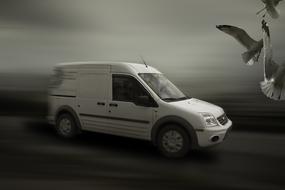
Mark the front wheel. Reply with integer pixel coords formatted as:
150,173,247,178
157,125,191,158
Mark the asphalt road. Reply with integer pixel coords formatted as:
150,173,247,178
0,116,284,190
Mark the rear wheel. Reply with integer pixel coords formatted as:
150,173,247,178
56,113,79,138
157,125,190,158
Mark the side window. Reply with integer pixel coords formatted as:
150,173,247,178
112,75,149,102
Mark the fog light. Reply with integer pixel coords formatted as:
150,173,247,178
211,136,219,142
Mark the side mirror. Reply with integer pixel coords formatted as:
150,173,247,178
135,95,153,107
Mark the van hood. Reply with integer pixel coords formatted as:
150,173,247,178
170,98,224,118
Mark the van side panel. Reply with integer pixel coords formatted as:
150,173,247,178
48,68,78,124
51,69,77,97
78,66,111,131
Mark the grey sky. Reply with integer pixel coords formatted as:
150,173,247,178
0,0,284,95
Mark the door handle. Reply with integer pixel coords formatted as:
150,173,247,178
97,102,105,106
109,103,118,107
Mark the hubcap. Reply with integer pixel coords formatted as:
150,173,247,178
59,118,72,135
162,130,184,153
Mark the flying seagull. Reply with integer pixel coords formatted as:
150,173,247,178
260,20,285,100
257,0,283,19
216,25,263,65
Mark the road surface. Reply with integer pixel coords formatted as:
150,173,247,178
0,117,284,190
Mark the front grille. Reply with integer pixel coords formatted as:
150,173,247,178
217,113,228,125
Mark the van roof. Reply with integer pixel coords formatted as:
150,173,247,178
56,61,161,74
57,61,137,67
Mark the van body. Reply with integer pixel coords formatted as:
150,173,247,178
48,62,232,157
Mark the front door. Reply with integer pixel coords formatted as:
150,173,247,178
107,74,156,140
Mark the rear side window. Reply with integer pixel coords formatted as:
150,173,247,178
112,75,149,103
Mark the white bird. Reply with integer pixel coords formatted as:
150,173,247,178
216,25,263,65
260,20,285,100
257,0,283,19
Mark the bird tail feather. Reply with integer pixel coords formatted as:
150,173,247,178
260,79,285,101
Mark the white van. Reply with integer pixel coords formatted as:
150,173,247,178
48,62,232,157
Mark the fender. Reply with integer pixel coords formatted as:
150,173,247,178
55,105,82,130
151,116,198,148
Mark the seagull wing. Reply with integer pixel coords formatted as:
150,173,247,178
262,20,277,80
216,25,258,50
266,60,280,80
242,40,263,65
260,20,285,100
266,5,280,18
273,64,285,88
272,0,283,6
261,0,283,7
263,0,280,18
260,62,285,100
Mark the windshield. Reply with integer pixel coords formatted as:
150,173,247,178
139,73,189,102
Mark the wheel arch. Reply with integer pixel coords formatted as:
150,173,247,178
151,116,198,148
55,105,82,130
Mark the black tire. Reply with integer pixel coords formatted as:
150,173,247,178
157,124,190,158
56,113,79,138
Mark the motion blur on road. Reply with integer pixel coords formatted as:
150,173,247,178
0,116,284,190
0,0,285,190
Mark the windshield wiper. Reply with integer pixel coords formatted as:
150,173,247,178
162,98,177,101
162,97,189,102
177,96,190,100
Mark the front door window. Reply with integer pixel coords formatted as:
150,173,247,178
112,75,151,103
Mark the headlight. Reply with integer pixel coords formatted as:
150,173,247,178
200,113,218,127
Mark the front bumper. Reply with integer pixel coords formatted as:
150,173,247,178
195,119,232,147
